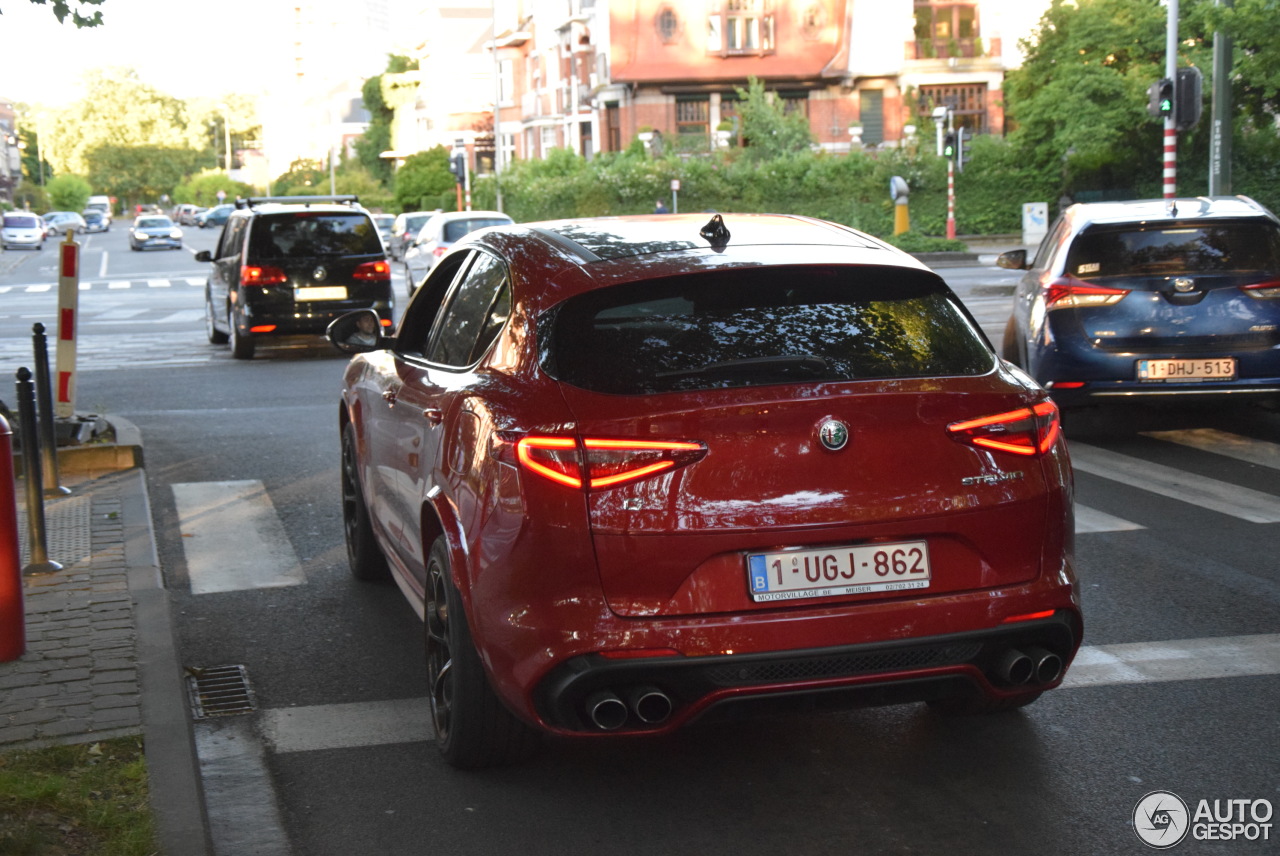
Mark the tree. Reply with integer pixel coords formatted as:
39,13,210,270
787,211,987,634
1002,0,1213,196
732,77,815,161
27,0,105,27
86,145,206,207
18,126,51,187
270,159,329,195
174,172,255,207
43,67,204,176
393,147,457,212
1201,0,1280,122
354,55,419,187
46,174,91,211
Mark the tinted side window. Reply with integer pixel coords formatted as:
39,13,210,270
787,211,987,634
427,253,509,367
544,265,993,395
218,217,248,259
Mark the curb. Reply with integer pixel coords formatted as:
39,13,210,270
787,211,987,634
119,467,213,856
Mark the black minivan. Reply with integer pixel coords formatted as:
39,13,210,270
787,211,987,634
197,196,394,359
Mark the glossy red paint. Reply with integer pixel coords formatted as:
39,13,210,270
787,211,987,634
336,214,1082,758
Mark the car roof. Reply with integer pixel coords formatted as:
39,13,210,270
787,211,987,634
456,213,928,312
1064,195,1279,230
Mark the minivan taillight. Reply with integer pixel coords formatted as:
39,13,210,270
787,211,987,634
946,401,1061,457
354,260,391,281
241,265,288,286
1044,275,1128,309
515,436,707,490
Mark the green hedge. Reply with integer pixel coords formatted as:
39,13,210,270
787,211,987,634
467,132,1280,239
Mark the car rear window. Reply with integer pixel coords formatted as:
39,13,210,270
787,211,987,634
1066,220,1280,279
250,212,383,257
4,215,39,228
441,218,510,243
543,266,993,395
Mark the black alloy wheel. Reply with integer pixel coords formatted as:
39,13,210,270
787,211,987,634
229,306,255,359
340,422,389,582
424,535,540,769
205,293,229,344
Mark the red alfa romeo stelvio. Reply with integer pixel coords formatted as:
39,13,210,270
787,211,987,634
327,213,1082,769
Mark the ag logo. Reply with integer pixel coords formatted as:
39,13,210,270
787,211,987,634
1133,790,1190,849
817,420,849,451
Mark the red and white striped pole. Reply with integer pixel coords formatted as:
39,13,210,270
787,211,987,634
55,231,80,420
946,158,956,240
1163,0,1179,198
1163,119,1177,198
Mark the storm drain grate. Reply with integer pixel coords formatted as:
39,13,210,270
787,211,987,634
187,664,257,719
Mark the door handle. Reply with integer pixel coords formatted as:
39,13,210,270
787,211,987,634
382,388,399,406
422,408,443,425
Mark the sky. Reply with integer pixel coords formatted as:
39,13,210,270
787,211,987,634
2,0,290,108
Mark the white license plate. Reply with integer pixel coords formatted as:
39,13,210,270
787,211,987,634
748,541,931,603
1137,358,1236,381
296,286,348,301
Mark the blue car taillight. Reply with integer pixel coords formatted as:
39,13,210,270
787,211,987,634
1044,275,1129,309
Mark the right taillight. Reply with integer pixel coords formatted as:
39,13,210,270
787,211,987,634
241,265,288,286
947,401,1061,457
1044,275,1128,309
1241,278,1280,299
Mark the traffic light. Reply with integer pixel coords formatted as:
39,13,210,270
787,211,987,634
957,128,972,172
1147,78,1174,119
942,132,956,160
449,151,467,183
1175,66,1203,131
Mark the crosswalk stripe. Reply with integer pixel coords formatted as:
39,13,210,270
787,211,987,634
1064,634,1280,688
1075,504,1145,533
1070,442,1280,524
173,480,306,595
256,633,1280,754
1143,428,1280,471
147,279,171,288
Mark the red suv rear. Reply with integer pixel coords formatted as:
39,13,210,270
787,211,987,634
330,214,1082,768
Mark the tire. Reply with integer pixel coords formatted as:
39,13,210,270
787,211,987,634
229,308,255,359
927,690,1043,716
425,536,541,769
205,294,229,345
341,423,389,582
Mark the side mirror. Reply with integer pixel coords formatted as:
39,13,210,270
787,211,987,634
194,250,212,263
327,309,390,355
996,249,1029,271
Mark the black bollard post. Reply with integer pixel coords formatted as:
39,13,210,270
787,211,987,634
15,368,61,576
32,323,70,497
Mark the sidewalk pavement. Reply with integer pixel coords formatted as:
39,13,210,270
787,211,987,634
2,417,212,856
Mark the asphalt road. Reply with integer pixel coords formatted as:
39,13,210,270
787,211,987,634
2,233,1277,855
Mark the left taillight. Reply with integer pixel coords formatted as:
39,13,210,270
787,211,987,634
1044,275,1128,309
946,401,1061,457
514,436,707,490
354,260,391,281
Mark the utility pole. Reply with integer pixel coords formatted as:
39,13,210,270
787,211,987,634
1209,0,1233,195
1162,0,1179,198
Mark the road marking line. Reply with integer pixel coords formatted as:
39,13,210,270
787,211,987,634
1075,504,1145,533
99,251,108,278
186,277,205,286
256,634,1280,754
1143,428,1280,471
1064,634,1280,688
147,279,171,288
1071,442,1280,523
261,697,430,754
108,281,131,289
173,480,305,595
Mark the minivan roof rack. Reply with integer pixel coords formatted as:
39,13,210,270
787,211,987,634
237,195,360,209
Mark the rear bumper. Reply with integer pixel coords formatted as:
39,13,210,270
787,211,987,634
531,609,1082,735
240,292,394,336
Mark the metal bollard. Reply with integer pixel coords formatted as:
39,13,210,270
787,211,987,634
15,368,62,576
32,323,70,497
0,414,26,661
